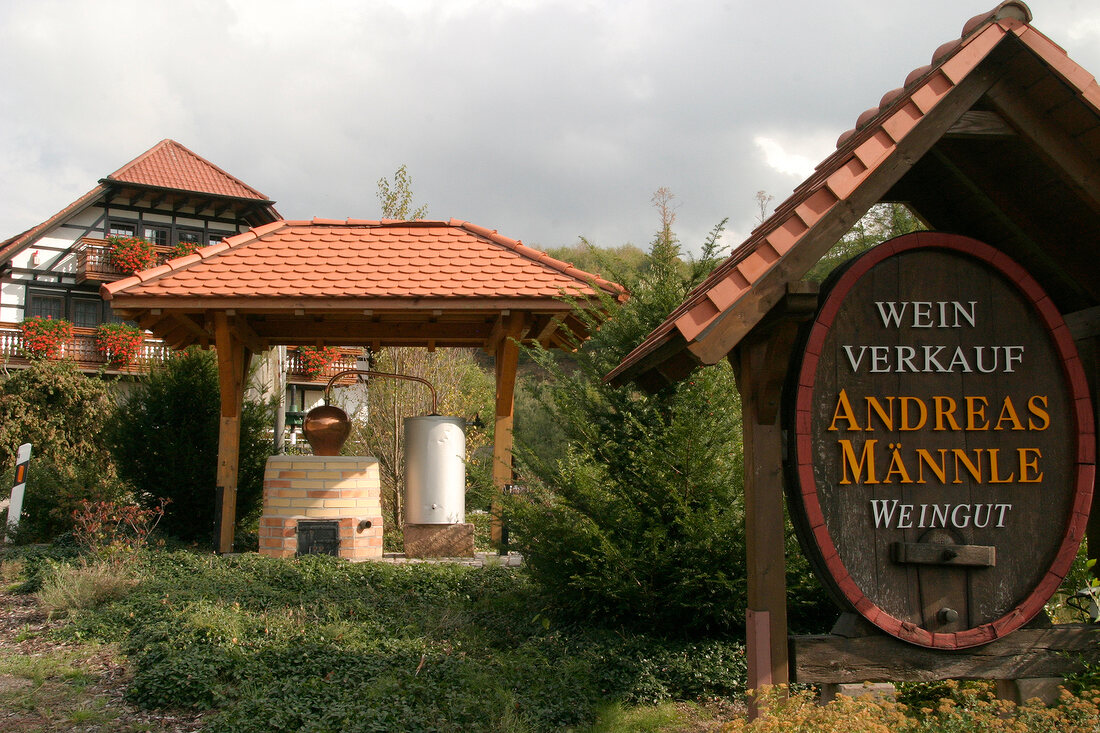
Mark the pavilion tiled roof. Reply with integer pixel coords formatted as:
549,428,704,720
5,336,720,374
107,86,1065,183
105,139,273,202
102,218,625,302
607,0,1100,388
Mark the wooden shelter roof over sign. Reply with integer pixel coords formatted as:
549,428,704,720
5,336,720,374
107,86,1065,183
102,218,625,352
607,0,1100,390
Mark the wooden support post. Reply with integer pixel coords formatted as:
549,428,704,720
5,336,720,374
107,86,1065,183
745,609,774,719
490,312,526,546
731,283,818,718
214,312,250,554
1065,310,1100,566
735,338,791,712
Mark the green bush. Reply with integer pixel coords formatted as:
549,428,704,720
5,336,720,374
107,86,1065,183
0,359,128,541
507,205,754,635
6,457,132,543
106,349,273,543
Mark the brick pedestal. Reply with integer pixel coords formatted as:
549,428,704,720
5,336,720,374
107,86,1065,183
404,523,475,558
259,455,384,561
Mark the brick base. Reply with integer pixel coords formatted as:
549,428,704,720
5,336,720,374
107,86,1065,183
259,455,383,561
404,523,475,558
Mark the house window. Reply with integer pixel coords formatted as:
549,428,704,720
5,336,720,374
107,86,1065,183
72,299,102,328
177,228,204,247
108,220,137,238
143,225,169,247
27,292,64,320
209,230,232,246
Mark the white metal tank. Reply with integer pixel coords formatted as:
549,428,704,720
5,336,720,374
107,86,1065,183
404,415,466,524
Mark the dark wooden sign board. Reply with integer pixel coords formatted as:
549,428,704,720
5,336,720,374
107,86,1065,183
786,232,1094,649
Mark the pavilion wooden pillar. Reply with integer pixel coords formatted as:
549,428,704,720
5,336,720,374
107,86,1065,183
214,312,250,554
730,283,817,718
490,312,526,545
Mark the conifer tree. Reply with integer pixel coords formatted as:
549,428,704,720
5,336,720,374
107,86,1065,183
509,190,747,634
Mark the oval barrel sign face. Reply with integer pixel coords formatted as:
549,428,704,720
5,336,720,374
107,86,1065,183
789,232,1095,649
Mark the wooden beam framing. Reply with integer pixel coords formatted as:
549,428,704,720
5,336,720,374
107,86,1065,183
945,110,1016,137
230,315,265,354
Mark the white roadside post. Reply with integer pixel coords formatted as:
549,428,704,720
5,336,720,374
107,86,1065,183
5,443,31,540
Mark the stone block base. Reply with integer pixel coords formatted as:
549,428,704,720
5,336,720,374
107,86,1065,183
404,523,475,558
820,682,896,704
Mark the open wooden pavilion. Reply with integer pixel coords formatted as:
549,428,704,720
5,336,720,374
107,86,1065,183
608,0,1099,704
103,217,624,553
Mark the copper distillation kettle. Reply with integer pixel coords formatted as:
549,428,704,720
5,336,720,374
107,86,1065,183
301,369,439,456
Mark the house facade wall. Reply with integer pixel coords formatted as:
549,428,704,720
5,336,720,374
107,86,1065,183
2,199,254,328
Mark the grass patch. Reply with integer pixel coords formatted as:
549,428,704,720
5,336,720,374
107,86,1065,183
0,642,121,731
36,558,137,615
588,701,694,732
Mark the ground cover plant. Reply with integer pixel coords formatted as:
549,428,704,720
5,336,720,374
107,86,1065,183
719,683,1100,732
33,550,746,732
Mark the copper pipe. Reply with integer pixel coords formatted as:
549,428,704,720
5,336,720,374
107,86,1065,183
324,369,439,415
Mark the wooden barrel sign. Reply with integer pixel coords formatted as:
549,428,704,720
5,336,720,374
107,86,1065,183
788,231,1095,649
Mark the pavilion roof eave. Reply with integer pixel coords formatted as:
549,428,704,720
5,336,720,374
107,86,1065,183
104,295,593,313
115,296,598,354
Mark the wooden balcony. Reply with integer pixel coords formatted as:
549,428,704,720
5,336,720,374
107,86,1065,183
75,237,177,284
0,322,171,374
285,348,362,386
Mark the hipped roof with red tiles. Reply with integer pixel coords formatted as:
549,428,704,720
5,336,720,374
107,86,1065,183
103,139,273,202
608,1,1100,390
0,140,278,264
102,218,625,351
103,218,623,303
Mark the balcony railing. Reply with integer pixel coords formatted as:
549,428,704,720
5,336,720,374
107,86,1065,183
285,348,362,385
75,237,178,283
0,322,171,374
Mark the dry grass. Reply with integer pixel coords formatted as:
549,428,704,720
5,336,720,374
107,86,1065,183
35,559,136,616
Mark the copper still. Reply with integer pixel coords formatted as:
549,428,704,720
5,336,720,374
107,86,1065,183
301,369,439,456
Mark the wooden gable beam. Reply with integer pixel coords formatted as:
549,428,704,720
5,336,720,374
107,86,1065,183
927,147,1097,303
986,76,1100,217
229,315,265,354
945,110,1017,137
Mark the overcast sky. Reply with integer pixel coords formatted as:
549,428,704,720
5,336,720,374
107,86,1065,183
3,0,1099,256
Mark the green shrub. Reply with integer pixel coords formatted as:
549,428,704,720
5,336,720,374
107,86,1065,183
0,360,127,541
507,205,754,635
106,349,272,543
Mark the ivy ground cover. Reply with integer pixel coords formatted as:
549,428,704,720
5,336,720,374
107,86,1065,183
49,552,746,732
